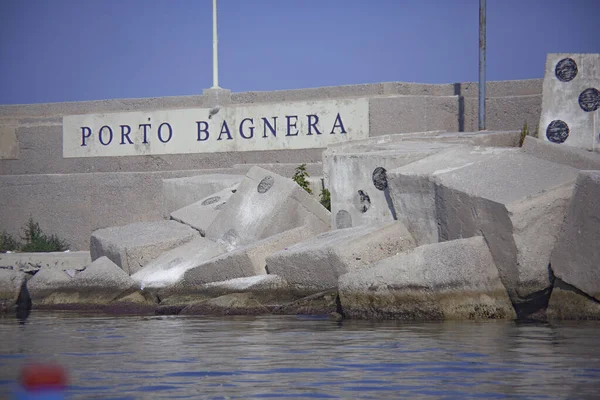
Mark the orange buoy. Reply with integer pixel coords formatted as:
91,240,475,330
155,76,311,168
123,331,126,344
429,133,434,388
20,363,68,391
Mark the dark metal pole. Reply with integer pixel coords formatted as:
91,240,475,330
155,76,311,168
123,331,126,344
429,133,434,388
479,0,486,131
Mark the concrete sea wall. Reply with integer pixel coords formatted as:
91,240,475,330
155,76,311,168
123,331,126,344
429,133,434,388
0,79,542,249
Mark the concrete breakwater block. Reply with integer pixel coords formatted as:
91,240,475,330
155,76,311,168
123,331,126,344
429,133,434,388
176,275,292,315
90,220,199,275
205,166,330,250
550,171,600,304
0,251,91,275
547,278,600,320
266,222,416,294
28,256,136,308
326,141,452,230
338,237,516,320
321,130,519,188
0,269,30,313
170,184,239,236
130,237,227,289
162,174,244,217
387,145,513,245
396,148,578,316
159,225,318,303
538,53,600,152
522,137,600,171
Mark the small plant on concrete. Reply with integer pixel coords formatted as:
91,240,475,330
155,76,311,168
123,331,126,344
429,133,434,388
0,231,20,253
20,217,69,252
519,121,538,147
292,164,312,194
320,188,331,211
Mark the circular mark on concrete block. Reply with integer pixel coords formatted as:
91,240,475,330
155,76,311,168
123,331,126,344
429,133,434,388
546,120,570,144
578,88,600,112
257,176,274,193
355,190,371,213
221,229,240,246
555,58,578,82
372,167,388,191
335,210,352,229
201,196,221,206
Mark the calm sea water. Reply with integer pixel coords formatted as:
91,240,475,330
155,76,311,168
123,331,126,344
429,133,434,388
1,311,599,399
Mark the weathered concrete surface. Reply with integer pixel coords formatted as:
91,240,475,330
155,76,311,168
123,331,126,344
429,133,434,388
522,137,600,170
31,257,136,308
161,275,292,314
90,221,199,275
0,251,91,275
231,163,323,178
0,269,30,312
267,222,416,294
389,146,578,316
179,293,274,316
550,171,600,301
103,289,158,315
547,278,600,320
205,167,330,250
387,146,513,245
272,289,341,316
0,169,247,250
131,237,226,289
160,225,317,302
322,131,444,187
327,141,453,229
162,174,244,217
429,150,578,316
538,53,600,152
0,126,18,160
170,184,239,235
27,265,75,303
338,237,516,320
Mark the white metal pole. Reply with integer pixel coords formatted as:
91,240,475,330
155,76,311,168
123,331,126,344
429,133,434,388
212,0,220,88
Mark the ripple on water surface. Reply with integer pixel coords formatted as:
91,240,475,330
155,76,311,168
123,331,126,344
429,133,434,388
1,312,600,399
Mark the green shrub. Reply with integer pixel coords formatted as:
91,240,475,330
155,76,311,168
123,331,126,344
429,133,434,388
320,188,331,211
292,164,312,194
0,231,20,253
19,217,69,252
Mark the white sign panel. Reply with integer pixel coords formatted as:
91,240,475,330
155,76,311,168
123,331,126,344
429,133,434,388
63,99,369,158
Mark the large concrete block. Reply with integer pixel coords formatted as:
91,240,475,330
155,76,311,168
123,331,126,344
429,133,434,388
266,222,416,294
205,167,330,250
550,171,600,301
32,256,136,308
538,53,600,152
338,237,516,320
547,278,600,320
0,269,29,312
176,275,292,315
170,184,239,235
327,141,453,229
388,146,513,245
27,266,75,303
426,150,577,315
160,225,317,302
522,136,600,170
90,220,199,275
131,237,226,289
162,174,244,217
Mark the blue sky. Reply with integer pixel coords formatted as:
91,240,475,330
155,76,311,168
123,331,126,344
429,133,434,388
0,0,598,104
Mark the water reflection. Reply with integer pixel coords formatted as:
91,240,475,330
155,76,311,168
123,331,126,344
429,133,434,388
0,312,599,399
